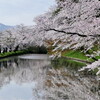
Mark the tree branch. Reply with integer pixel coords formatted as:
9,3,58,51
45,28,100,38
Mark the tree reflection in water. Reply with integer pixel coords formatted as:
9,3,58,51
0,55,99,100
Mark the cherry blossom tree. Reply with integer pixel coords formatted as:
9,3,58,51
34,0,100,75
0,0,100,75
0,24,35,53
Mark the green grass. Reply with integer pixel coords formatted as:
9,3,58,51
63,50,100,62
0,50,27,58
0,46,47,59
63,50,89,60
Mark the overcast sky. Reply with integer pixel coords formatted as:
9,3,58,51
0,0,55,25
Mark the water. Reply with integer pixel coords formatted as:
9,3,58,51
0,54,99,100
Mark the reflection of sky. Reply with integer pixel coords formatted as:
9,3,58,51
18,54,49,60
0,81,36,100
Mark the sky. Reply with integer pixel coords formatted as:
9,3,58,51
0,0,55,26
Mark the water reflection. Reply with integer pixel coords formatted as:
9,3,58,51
0,55,99,100
0,81,35,100
0,55,50,100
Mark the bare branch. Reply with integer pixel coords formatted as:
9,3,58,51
46,28,100,38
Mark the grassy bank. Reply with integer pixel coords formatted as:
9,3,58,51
51,50,100,75
63,50,100,61
48,45,100,66
0,50,28,59
51,57,97,75
0,46,47,59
